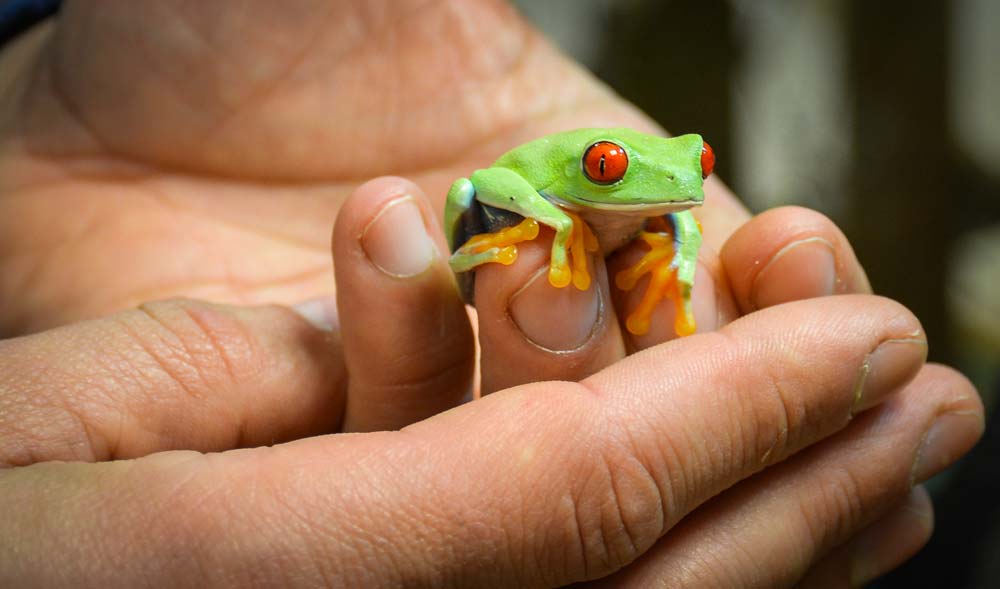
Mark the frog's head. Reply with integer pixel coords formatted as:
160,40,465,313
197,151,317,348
545,128,713,216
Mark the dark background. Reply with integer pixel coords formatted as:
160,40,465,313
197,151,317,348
516,1,1000,586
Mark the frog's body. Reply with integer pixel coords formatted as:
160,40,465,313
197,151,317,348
444,128,713,336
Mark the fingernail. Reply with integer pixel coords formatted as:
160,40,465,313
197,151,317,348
292,297,339,331
852,338,928,413
911,411,984,484
850,486,933,586
510,265,601,351
751,237,836,310
361,196,436,277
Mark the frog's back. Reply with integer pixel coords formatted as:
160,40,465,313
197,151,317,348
490,128,606,191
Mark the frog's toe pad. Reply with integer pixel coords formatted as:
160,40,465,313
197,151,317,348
548,263,572,288
615,231,696,337
553,211,598,291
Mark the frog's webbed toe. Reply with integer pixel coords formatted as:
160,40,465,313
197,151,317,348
449,208,598,295
550,211,599,290
448,217,540,274
615,221,696,337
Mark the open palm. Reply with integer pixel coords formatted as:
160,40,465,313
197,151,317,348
0,0,724,334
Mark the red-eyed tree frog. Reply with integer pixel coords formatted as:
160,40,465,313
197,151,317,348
445,128,714,337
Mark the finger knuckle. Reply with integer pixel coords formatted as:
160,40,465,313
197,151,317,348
751,360,805,463
798,465,870,552
557,432,668,576
122,299,264,399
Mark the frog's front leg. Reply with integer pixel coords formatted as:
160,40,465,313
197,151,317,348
450,167,596,289
615,210,702,337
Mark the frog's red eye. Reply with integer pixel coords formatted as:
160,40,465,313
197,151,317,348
701,141,715,179
583,141,628,185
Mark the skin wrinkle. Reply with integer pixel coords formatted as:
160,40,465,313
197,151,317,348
141,179,332,253
145,455,245,585
602,451,647,566
568,477,594,580
596,363,695,530
15,331,151,464
6,193,329,311
98,303,298,457
43,30,114,159
108,314,213,450
575,452,617,575
84,328,168,453
123,264,333,304
188,3,340,149
259,478,351,585
0,196,105,325
615,425,672,540
757,358,796,468
0,173,336,334
0,186,109,253
6,91,625,211
129,306,219,403
68,3,229,148
695,329,783,490
48,399,103,464
169,304,246,387
342,440,451,585
39,0,554,182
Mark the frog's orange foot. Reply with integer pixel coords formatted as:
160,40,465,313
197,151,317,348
549,212,599,291
451,218,540,272
615,231,696,337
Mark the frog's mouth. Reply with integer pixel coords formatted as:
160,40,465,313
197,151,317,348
559,197,702,216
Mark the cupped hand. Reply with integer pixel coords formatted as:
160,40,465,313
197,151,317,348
0,289,981,587
0,175,983,587
0,2,984,586
0,0,732,334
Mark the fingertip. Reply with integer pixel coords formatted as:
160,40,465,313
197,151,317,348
721,206,872,314
334,176,446,261
848,486,935,586
332,176,474,432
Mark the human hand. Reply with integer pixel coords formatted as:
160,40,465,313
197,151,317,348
0,296,981,587
0,177,983,587
0,1,982,585
0,0,750,334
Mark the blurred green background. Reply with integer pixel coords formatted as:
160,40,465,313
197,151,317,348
512,0,1000,586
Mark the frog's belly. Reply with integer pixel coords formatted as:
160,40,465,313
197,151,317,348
574,209,651,255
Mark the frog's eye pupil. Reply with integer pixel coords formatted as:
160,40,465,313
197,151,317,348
583,141,628,185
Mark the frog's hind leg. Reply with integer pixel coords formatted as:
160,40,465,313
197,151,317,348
446,174,543,275
446,177,533,273
444,177,479,253
615,213,701,337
